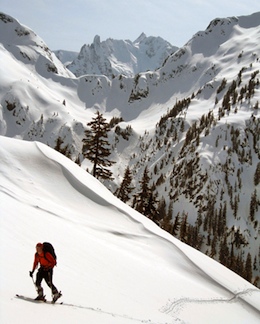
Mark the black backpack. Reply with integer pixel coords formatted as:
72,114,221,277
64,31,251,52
42,242,57,260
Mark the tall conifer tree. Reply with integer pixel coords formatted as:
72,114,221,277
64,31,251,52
132,166,151,214
82,111,115,181
115,166,134,203
132,166,158,220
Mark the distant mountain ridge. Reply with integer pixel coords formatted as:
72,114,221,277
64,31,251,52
54,49,78,66
62,33,178,78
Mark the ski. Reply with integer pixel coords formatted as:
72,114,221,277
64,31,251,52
15,294,63,305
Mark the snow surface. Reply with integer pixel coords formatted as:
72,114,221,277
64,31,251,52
0,135,259,324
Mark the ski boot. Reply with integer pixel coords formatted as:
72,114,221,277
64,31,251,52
35,295,46,302
35,287,46,301
52,291,62,303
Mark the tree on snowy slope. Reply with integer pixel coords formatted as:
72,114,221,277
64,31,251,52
54,136,72,159
132,166,159,221
82,111,115,181
115,166,134,203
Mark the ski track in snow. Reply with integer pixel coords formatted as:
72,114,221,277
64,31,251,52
15,295,172,324
60,303,165,324
161,288,260,318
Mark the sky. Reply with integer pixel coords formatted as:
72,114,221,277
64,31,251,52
1,0,260,52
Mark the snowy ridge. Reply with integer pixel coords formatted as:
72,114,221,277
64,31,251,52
0,13,73,79
1,135,259,323
66,33,178,78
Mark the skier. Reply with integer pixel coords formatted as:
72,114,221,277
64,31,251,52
29,243,61,302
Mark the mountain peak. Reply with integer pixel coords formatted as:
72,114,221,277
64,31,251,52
93,34,101,45
66,33,178,78
134,32,147,44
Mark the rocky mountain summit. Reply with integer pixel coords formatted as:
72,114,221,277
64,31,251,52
64,32,178,78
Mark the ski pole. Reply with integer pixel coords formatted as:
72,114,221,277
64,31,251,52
31,274,37,292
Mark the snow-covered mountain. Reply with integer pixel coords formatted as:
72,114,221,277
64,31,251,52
1,135,259,324
65,33,178,78
53,49,78,66
0,10,260,290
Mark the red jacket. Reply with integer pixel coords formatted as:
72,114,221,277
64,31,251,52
32,252,56,271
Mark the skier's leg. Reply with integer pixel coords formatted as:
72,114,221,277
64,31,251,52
44,269,58,295
35,268,44,298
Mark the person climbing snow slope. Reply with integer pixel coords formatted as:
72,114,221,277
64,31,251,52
29,242,61,302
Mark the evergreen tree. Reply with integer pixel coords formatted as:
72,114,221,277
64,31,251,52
82,111,115,181
158,197,167,220
179,212,188,243
217,202,227,237
249,189,257,222
167,201,174,219
146,189,160,222
115,166,134,203
210,233,217,258
132,166,151,213
187,225,203,250
171,212,180,236
160,201,173,232
229,243,236,272
132,167,158,220
54,136,72,159
234,253,244,277
244,253,253,283
254,162,260,185
219,234,229,267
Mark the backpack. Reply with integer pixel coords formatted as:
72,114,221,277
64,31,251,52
42,242,57,261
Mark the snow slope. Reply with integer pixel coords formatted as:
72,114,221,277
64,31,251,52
0,135,259,324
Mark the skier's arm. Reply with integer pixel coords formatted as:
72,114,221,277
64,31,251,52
29,253,39,277
32,253,39,272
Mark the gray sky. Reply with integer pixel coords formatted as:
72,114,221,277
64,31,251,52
1,0,259,51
